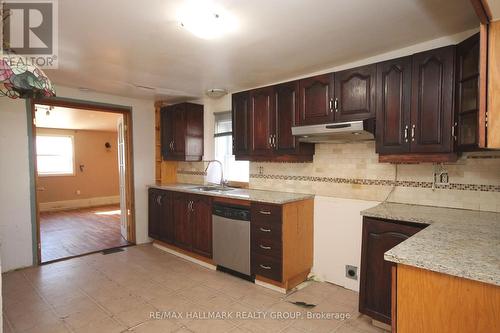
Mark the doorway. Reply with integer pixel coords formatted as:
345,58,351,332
30,98,136,264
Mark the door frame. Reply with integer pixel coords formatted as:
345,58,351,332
28,96,136,264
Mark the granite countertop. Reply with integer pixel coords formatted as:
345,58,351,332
148,183,314,204
361,202,500,286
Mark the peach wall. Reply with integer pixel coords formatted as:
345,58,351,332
36,128,119,203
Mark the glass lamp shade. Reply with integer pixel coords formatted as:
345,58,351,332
0,59,56,99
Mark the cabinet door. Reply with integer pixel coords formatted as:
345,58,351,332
160,107,174,160
232,92,251,157
173,193,191,250
334,64,376,122
298,74,334,125
359,217,425,324
171,104,186,156
250,87,275,155
410,46,455,153
456,33,480,151
274,81,299,153
158,191,174,244
148,189,162,239
376,57,412,154
190,195,212,258
185,103,204,160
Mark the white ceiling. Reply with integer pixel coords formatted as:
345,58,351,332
35,105,122,131
46,0,479,101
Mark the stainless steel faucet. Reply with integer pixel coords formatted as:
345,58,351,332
204,160,227,188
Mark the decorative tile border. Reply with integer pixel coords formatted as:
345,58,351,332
178,170,206,176
249,174,500,193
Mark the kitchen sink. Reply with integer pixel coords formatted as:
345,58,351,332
191,186,235,192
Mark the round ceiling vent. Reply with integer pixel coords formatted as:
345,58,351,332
205,88,228,99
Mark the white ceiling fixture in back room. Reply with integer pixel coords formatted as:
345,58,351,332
176,0,238,39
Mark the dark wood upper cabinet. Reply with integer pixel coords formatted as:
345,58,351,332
410,46,455,153
232,92,251,157
274,81,300,153
189,194,212,258
298,74,334,125
359,217,426,325
250,87,275,155
376,57,412,154
334,64,376,122
161,102,203,161
456,33,480,151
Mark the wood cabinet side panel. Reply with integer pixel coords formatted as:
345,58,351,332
396,264,500,333
282,199,314,281
488,21,500,148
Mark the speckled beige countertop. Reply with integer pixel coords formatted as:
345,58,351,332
148,183,314,204
361,202,500,286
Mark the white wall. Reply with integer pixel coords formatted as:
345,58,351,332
0,86,155,272
313,196,378,291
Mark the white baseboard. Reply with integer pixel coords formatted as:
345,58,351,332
153,242,217,271
39,195,120,212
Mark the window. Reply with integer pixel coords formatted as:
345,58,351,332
36,135,75,176
214,112,249,182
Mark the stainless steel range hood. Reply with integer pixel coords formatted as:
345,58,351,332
292,118,376,143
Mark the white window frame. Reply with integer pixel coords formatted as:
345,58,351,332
36,134,76,177
214,111,249,184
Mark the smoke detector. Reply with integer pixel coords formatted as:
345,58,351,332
205,88,228,98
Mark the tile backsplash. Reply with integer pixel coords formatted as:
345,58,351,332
177,142,500,212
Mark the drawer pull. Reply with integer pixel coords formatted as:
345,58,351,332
259,264,272,270
259,244,271,250
259,210,271,215
259,227,271,232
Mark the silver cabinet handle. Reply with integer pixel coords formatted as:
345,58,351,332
157,195,163,206
170,141,173,150
334,98,339,112
259,244,272,250
329,98,334,113
411,124,416,142
452,122,458,141
268,135,272,147
272,134,276,148
259,227,271,232
404,125,409,143
259,264,271,270
190,201,194,212
259,210,271,215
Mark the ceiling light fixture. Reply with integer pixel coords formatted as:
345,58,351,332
177,0,237,39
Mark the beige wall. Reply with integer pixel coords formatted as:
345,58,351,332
36,128,119,204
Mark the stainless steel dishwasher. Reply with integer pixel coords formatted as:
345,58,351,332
212,204,251,277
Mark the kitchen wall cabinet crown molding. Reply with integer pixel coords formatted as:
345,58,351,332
161,102,203,162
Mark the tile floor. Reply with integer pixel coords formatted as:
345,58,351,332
2,244,387,333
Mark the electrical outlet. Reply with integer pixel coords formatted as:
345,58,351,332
258,166,264,175
433,164,449,186
345,265,358,280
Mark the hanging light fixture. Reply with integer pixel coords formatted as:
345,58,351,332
0,58,56,99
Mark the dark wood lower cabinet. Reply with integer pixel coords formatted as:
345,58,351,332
359,217,426,324
190,195,212,258
150,190,212,259
148,188,174,244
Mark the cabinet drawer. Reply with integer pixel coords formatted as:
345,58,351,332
252,253,282,282
251,237,282,260
251,203,282,224
251,223,282,243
